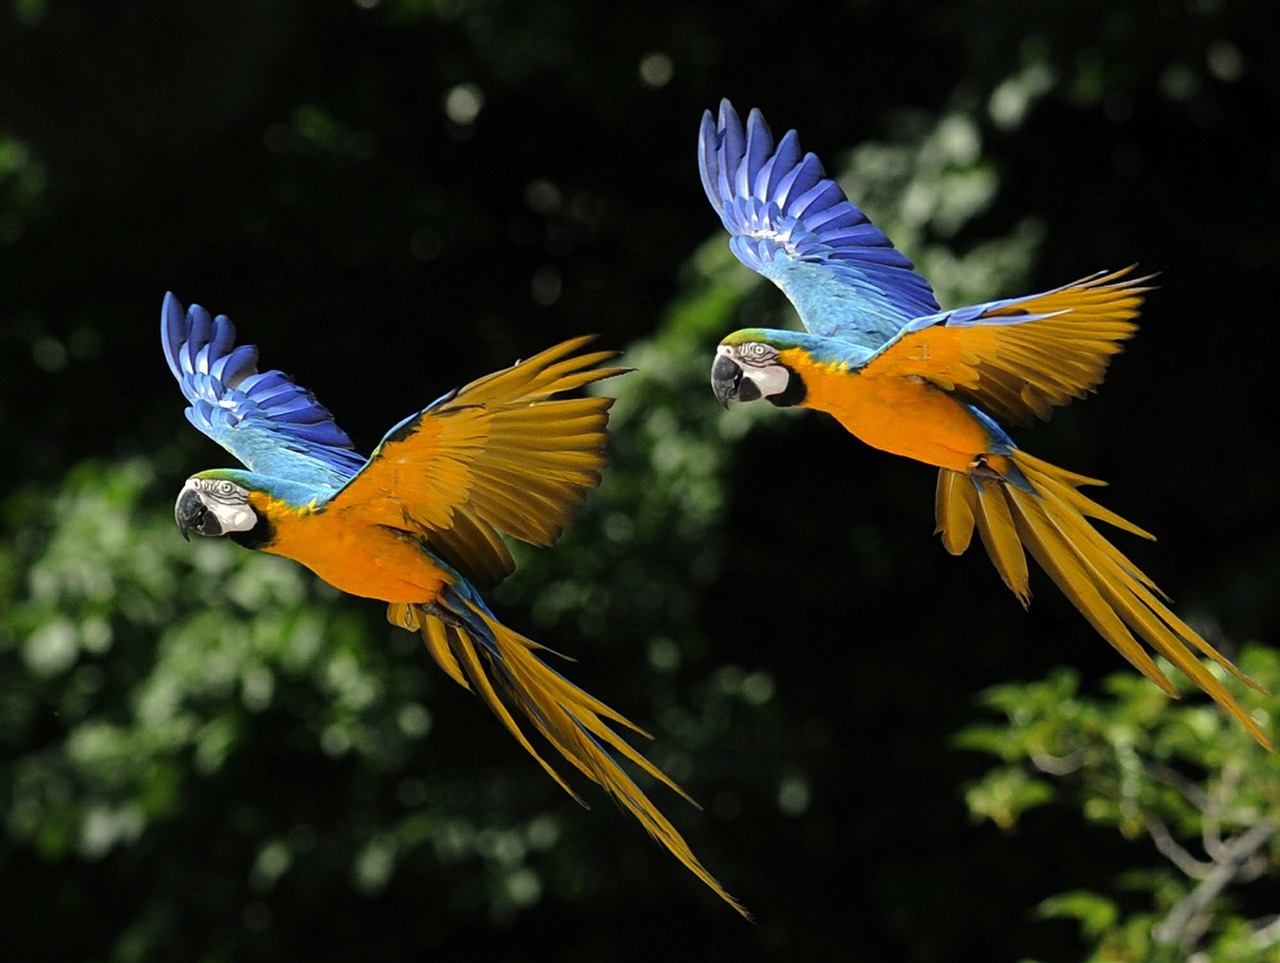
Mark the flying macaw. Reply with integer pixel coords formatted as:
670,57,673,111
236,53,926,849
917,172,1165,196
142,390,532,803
699,100,1270,748
162,293,746,915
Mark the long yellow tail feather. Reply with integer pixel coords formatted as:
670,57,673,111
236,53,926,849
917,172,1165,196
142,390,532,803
934,454,1271,749
972,478,1031,603
935,468,976,554
387,598,750,918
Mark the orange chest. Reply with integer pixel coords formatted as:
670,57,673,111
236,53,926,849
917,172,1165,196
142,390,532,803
789,355,994,472
250,495,450,603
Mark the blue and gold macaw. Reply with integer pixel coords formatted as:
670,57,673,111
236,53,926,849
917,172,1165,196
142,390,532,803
162,293,746,915
699,100,1269,748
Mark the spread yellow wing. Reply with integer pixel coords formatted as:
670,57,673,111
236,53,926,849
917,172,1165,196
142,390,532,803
326,337,627,587
860,268,1151,425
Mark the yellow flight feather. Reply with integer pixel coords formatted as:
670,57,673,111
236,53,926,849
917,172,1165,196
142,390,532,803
864,267,1152,425
329,338,629,587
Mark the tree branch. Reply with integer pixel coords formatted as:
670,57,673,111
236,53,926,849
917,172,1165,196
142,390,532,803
1250,914,1280,951
1143,760,1211,811
1144,815,1212,879
1028,747,1086,776
1153,820,1277,951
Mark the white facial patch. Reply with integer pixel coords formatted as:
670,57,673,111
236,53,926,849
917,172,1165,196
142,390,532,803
729,343,791,399
740,362,790,398
184,477,258,533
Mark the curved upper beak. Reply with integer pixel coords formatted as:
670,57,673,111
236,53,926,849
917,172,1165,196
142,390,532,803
174,485,211,541
175,488,196,541
711,352,742,408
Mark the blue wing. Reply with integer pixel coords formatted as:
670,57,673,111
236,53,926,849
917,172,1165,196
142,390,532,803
699,100,939,348
161,292,367,488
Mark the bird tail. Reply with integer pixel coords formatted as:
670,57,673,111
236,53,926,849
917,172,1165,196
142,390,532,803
934,450,1270,749
387,592,750,919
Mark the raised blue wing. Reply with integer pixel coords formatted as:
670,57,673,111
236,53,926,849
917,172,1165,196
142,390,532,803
699,100,939,348
161,292,367,488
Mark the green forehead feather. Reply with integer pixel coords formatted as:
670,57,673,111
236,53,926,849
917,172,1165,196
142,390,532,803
720,328,774,347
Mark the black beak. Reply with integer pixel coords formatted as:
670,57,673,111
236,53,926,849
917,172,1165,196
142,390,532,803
175,486,216,540
711,353,742,408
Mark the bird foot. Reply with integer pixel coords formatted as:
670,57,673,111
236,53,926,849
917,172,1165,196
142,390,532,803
419,599,466,629
970,455,1005,483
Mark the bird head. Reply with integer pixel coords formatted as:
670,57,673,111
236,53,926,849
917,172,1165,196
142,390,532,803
711,332,807,408
175,473,259,541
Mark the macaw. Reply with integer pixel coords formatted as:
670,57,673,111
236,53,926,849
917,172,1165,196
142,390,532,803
162,293,746,916
699,100,1269,749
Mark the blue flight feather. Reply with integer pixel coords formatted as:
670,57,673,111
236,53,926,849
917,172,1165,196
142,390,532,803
897,304,1063,336
896,271,1123,335
699,100,940,349
162,292,368,489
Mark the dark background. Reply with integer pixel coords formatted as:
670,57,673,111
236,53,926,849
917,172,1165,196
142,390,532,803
1,0,1277,960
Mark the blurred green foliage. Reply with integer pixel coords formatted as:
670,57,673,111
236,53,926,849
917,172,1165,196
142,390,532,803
961,648,1280,960
1,0,1278,960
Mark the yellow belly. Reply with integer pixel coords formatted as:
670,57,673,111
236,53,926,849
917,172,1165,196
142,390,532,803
788,352,993,472
249,494,449,603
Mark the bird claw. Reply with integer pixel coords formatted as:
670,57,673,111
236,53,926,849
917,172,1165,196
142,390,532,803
420,599,466,629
